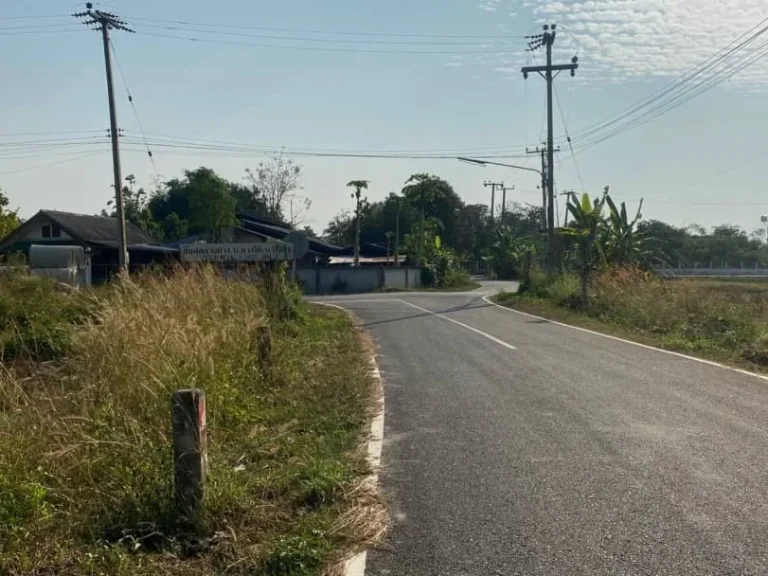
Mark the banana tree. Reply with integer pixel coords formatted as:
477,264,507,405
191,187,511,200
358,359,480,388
563,189,608,306
402,174,442,267
603,195,649,266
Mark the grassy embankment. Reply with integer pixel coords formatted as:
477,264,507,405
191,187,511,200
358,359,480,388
0,268,383,575
494,268,768,371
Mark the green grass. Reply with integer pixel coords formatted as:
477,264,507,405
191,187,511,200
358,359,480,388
0,271,97,363
494,269,768,372
0,268,380,575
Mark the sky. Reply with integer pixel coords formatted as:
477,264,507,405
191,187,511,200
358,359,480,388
1,0,768,235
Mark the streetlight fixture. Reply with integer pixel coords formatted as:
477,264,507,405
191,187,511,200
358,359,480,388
458,156,546,227
458,156,543,178
459,156,555,270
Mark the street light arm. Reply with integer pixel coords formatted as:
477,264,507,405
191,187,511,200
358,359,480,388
457,157,542,177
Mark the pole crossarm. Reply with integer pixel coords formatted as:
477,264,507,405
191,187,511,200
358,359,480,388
521,63,578,75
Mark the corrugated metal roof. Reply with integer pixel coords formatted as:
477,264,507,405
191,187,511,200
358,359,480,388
237,212,344,255
42,210,157,246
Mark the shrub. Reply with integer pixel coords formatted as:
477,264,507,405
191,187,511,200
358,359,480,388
0,274,95,361
439,267,472,289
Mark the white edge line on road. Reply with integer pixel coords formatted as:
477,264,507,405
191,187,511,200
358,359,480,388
315,298,401,304
399,298,517,351
315,302,385,576
482,294,768,383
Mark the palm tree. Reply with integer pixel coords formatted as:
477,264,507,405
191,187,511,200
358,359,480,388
347,180,369,267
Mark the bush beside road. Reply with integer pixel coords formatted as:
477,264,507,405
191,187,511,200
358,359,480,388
0,269,381,575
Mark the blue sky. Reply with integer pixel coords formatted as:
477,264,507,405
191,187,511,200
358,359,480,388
2,0,767,235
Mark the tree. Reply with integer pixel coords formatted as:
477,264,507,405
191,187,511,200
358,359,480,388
402,174,443,266
149,167,236,242
102,175,162,239
563,190,608,306
0,188,21,239
229,181,268,216
186,172,237,242
245,154,303,224
324,210,356,245
602,195,649,266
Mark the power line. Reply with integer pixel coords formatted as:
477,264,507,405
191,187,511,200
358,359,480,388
0,152,106,176
137,22,519,46
0,28,83,35
566,18,768,151
138,31,519,55
0,146,109,160
128,16,525,40
0,129,105,137
122,131,530,156
573,36,768,154
0,22,82,30
108,38,158,177
553,83,585,192
0,14,70,20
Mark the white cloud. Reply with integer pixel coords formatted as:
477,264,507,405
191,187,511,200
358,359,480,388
445,61,466,67
480,0,768,87
480,0,501,12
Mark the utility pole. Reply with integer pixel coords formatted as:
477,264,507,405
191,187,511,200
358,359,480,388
484,181,504,224
522,24,578,272
394,197,401,266
527,145,560,232
347,180,369,267
74,3,134,275
501,185,515,226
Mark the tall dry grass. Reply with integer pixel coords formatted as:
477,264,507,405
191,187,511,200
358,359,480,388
0,268,375,575
504,267,768,367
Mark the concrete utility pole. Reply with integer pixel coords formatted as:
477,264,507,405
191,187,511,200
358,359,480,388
484,181,504,224
394,197,401,266
522,24,578,271
527,145,560,232
501,185,515,226
74,3,133,275
347,180,369,267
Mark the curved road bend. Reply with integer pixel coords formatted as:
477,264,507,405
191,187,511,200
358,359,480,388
317,282,768,576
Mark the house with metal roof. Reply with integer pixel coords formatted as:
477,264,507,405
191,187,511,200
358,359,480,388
0,210,176,283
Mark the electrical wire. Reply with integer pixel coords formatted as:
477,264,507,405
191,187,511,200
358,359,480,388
0,129,105,137
122,131,530,157
573,37,768,154
137,22,518,46
0,14,70,20
0,23,82,30
553,83,586,192
0,28,83,35
128,16,524,40
138,31,519,55
0,151,106,177
108,38,159,177
566,18,768,151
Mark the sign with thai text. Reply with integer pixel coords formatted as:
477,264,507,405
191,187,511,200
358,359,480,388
180,242,294,263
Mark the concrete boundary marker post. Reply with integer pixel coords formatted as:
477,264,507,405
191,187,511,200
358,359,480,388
172,389,207,520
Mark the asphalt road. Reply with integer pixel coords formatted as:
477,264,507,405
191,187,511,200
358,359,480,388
320,282,768,576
